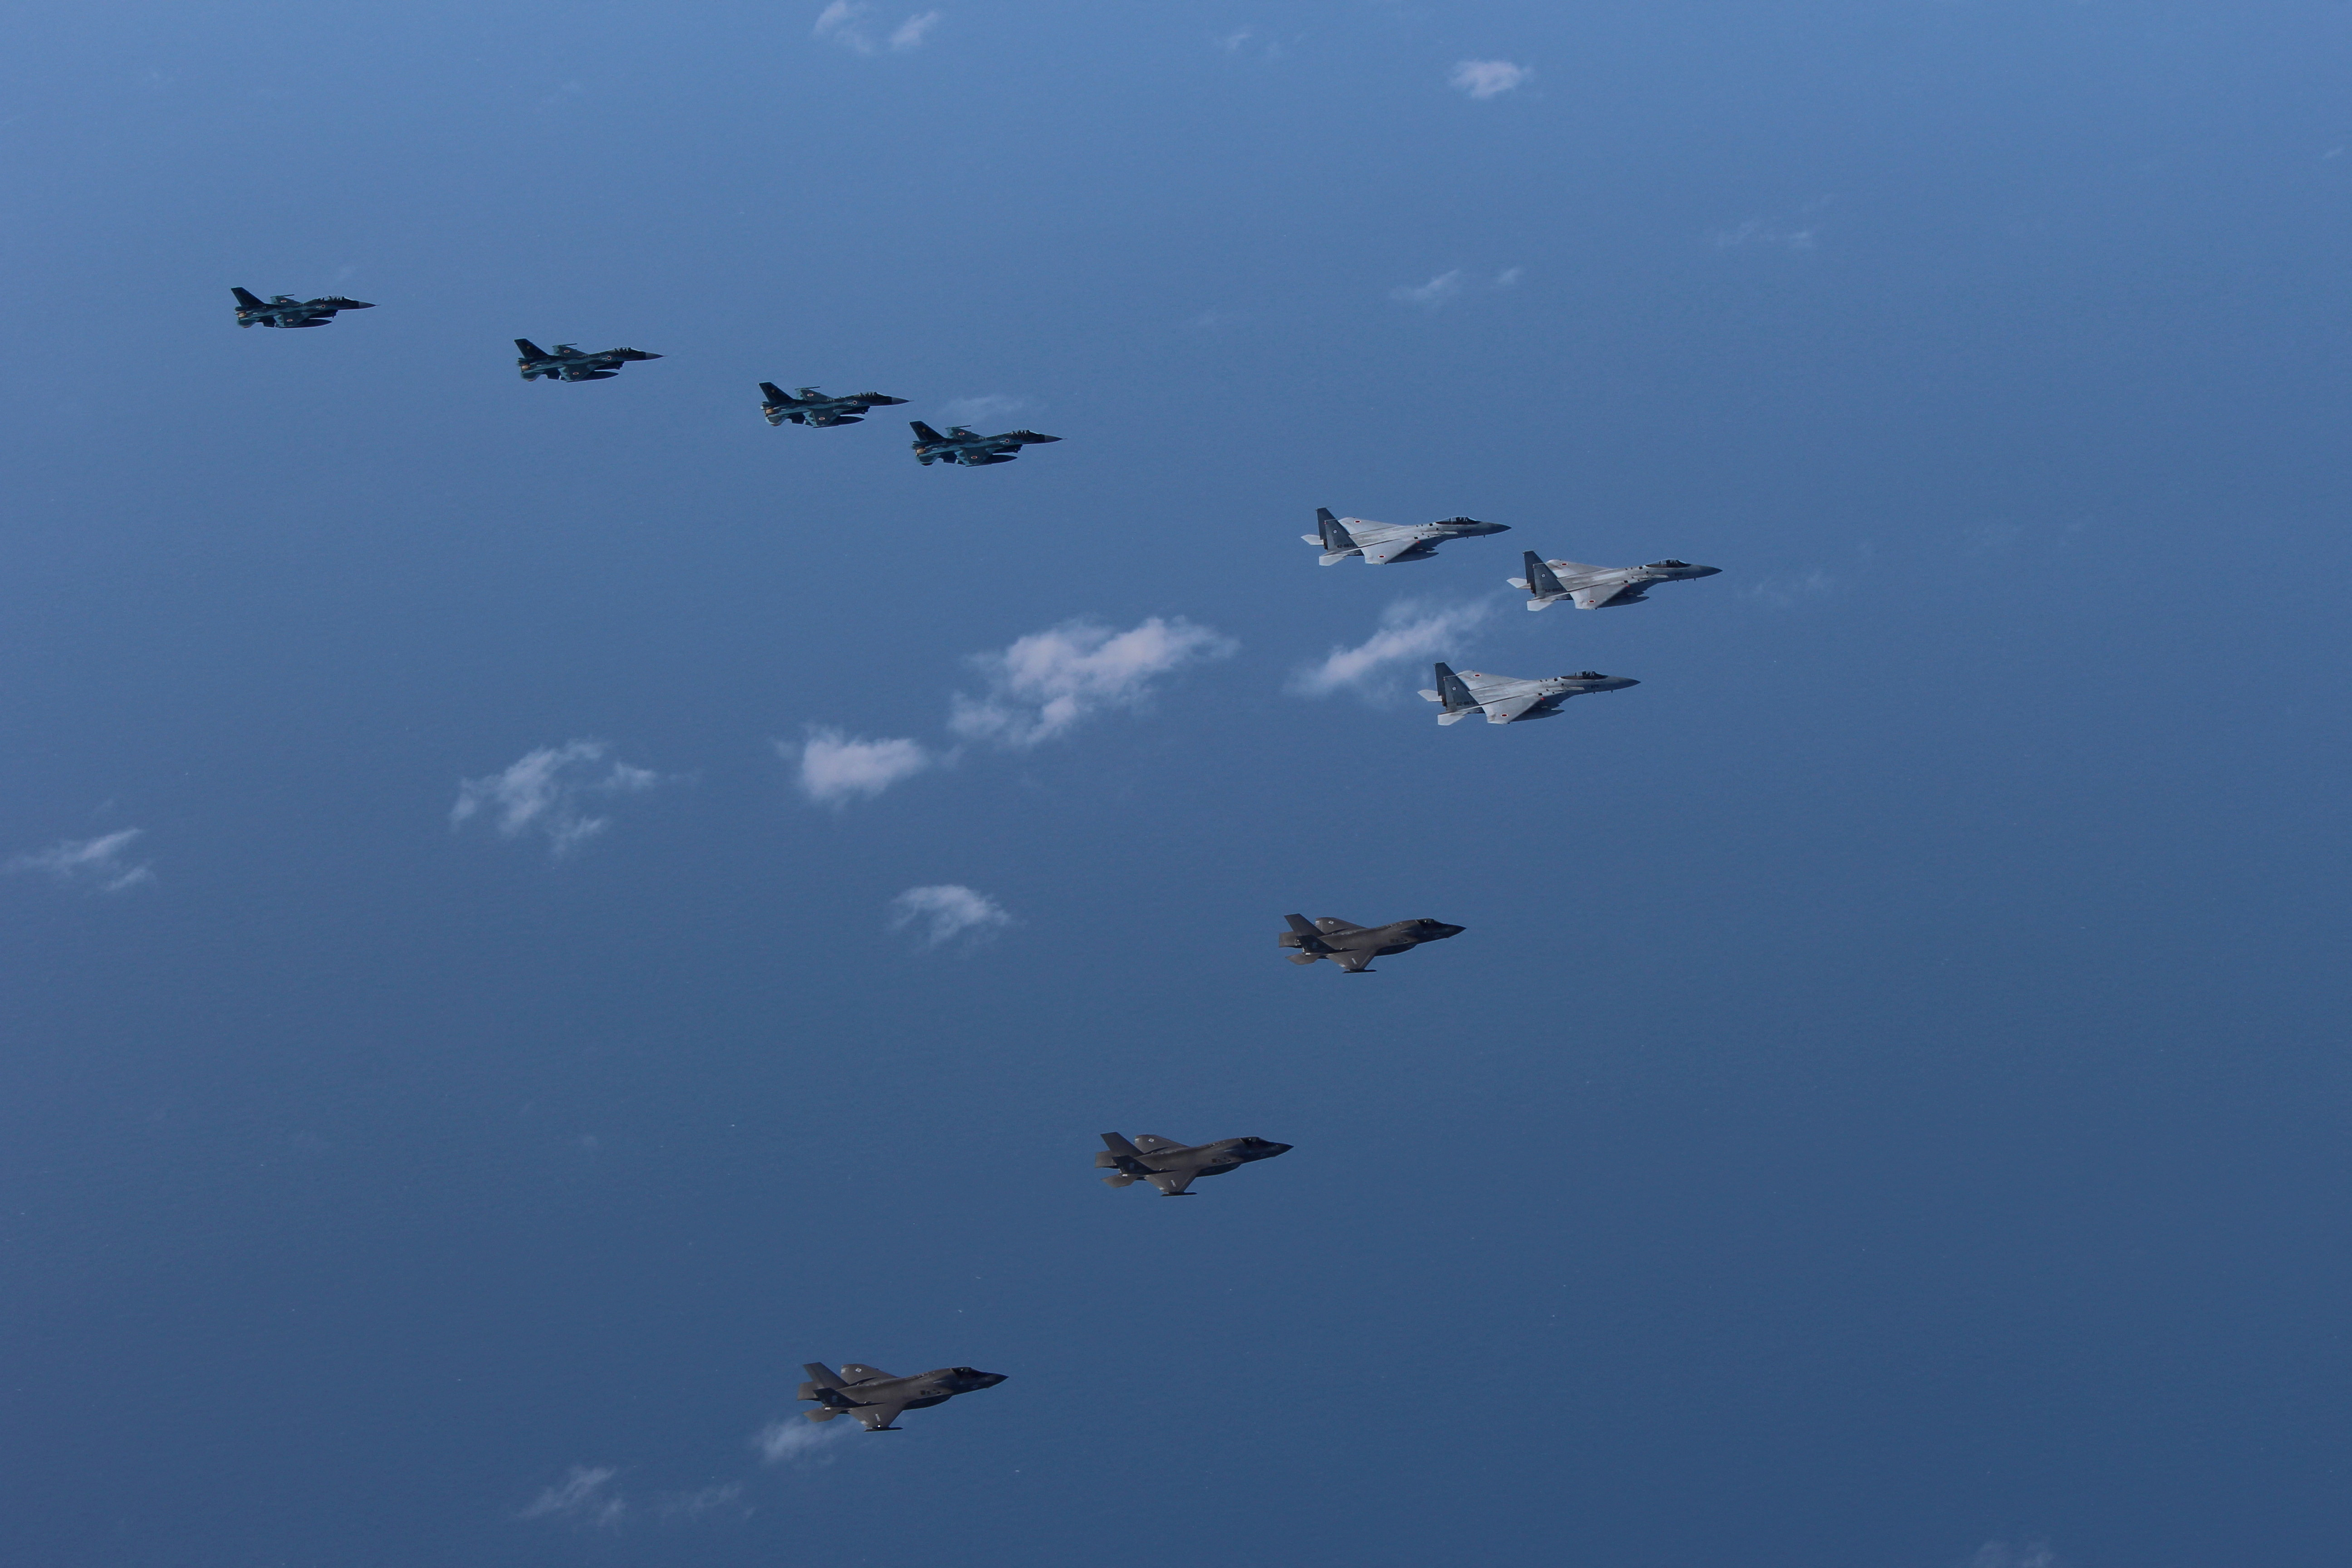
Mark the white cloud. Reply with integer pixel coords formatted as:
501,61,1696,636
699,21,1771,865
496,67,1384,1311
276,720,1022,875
450,740,667,856
1450,59,1530,99
950,616,1237,747
889,10,941,49
518,1465,626,1528
941,393,1033,426
656,1484,744,1521
755,1417,854,1465
1494,266,1523,288
1391,270,1463,307
890,884,1013,947
5,828,153,893
814,3,939,54
789,729,937,806
1712,217,1817,252
1291,599,1493,696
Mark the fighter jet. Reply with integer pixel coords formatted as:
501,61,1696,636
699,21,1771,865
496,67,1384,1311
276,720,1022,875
1096,1132,1292,1196
514,339,662,382
1280,914,1465,973
1419,662,1637,726
230,288,373,328
796,1362,1007,1431
759,383,908,427
1508,550,1721,610
1303,506,1509,565
909,421,1061,466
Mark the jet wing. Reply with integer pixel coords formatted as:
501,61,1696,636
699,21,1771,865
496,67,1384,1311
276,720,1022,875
1572,583,1635,609
1357,534,1431,565
1143,1171,1198,1196
1481,694,1547,724
849,1403,909,1431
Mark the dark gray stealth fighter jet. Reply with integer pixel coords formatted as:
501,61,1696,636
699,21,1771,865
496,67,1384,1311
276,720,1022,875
760,383,908,426
231,288,373,328
514,339,663,382
1280,914,1464,973
797,1362,1007,1431
909,420,1061,466
1097,1132,1292,1196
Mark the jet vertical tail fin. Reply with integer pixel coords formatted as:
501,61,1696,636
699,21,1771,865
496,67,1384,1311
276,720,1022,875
1429,663,1480,725
1314,507,1360,558
514,339,548,359
1098,1132,1143,1158
800,1363,847,1391
758,382,789,403
230,287,265,309
909,420,945,442
1521,552,1568,608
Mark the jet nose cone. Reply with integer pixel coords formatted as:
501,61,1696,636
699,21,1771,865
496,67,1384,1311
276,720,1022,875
1426,922,1466,939
974,1372,1008,1387
1609,678,1639,690
1262,1142,1295,1157
1692,564,1721,577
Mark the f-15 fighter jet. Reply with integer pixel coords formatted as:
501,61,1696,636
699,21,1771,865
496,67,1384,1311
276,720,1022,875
797,1362,1007,1431
231,288,373,328
1419,662,1637,725
759,383,908,426
1280,914,1465,973
1096,1132,1292,1196
908,420,1061,466
1303,506,1509,565
514,339,662,382
1508,550,1721,610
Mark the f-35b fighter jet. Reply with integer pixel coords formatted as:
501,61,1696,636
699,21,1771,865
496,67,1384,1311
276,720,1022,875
1420,662,1637,725
1509,550,1721,610
1097,1132,1292,1196
909,421,1061,466
514,339,663,382
231,288,373,328
759,383,908,426
797,1362,1007,1431
1303,506,1509,565
1280,914,1465,973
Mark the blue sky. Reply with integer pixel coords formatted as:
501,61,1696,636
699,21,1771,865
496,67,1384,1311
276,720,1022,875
4,5,2350,1566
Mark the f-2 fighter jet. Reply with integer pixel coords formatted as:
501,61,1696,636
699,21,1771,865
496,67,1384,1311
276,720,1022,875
1509,550,1721,610
514,339,662,382
909,421,1061,466
797,1362,1007,1431
759,383,908,427
1420,662,1637,725
231,288,373,328
1096,1132,1292,1196
1304,506,1509,565
1280,914,1465,973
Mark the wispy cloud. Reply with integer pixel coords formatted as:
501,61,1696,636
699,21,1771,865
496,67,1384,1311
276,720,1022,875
1494,266,1522,288
890,884,1013,947
950,617,1237,747
1391,270,1463,307
941,393,1033,426
1970,1542,2060,1568
518,1465,626,1528
5,828,153,893
1712,217,1817,252
755,1418,855,1465
1292,599,1493,696
789,728,937,806
450,740,668,856
813,3,940,54
1450,59,1530,99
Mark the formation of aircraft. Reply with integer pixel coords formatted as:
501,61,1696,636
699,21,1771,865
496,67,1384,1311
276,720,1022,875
1508,550,1721,609
797,1363,1008,1431
514,338,664,382
910,420,1063,466
1096,1132,1293,1195
1303,506,1509,565
230,288,372,328
1420,662,1637,726
1280,913,1465,972
759,382,908,426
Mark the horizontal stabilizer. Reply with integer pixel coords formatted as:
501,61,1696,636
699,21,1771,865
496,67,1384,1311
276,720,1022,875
1102,1173,1138,1187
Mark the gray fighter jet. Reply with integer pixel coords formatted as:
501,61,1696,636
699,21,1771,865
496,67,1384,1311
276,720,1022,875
1096,1132,1292,1196
231,288,373,328
1508,550,1721,610
515,338,663,382
1419,662,1637,725
759,382,909,426
1280,914,1465,973
909,420,1061,466
1303,506,1509,565
797,1362,1007,1431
